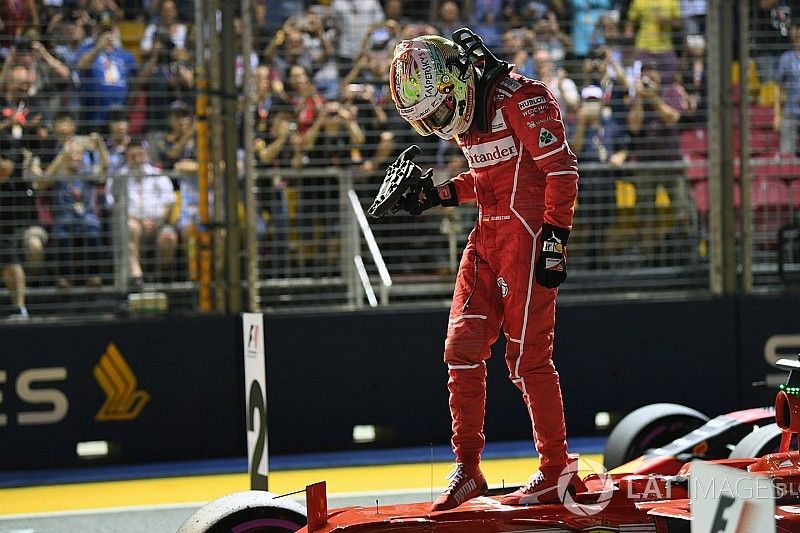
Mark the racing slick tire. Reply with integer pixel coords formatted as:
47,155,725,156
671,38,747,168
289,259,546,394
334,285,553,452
604,403,709,469
177,490,307,533
728,423,783,459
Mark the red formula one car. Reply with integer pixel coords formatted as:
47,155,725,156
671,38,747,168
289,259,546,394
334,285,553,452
180,360,800,533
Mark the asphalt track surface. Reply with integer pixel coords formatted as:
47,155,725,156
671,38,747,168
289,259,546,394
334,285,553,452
0,441,605,532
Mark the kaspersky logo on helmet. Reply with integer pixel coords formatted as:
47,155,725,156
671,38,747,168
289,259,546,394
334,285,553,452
419,54,436,98
463,137,518,169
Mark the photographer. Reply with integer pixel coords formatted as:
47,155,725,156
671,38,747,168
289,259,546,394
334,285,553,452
628,61,685,161
0,0,39,52
627,60,691,264
294,99,365,269
0,37,71,126
140,28,194,130
264,12,338,99
342,82,394,175
140,0,187,55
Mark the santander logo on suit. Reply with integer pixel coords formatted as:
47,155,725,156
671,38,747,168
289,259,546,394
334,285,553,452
462,136,518,169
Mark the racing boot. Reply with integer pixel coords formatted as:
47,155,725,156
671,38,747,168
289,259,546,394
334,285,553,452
430,463,488,512
500,454,585,505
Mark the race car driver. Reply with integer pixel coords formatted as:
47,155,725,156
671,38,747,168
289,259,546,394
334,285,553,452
386,30,581,511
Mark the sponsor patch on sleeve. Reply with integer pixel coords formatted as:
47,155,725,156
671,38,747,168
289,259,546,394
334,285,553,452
490,108,507,132
518,95,546,111
499,78,522,92
527,117,553,129
522,104,549,116
538,128,558,148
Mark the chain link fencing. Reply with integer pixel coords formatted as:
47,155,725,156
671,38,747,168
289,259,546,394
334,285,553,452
1,1,799,322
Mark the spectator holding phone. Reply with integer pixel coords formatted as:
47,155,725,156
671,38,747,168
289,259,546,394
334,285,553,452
140,26,194,130
42,133,109,288
571,85,628,268
253,95,296,275
502,28,536,78
74,14,137,128
533,12,570,71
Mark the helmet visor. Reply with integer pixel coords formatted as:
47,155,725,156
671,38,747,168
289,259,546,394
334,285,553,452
407,95,456,136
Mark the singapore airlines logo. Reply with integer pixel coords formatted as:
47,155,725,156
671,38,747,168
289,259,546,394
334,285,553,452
93,343,150,421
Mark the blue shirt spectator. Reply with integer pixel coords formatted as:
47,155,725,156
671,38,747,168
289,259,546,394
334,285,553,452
776,25,800,153
777,44,800,118
262,0,305,35
570,0,611,58
75,26,137,127
571,86,628,164
471,0,503,48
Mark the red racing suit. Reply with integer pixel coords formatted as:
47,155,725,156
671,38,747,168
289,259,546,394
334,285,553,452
438,72,579,472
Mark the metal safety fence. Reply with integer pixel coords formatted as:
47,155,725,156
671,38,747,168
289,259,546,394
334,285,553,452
3,155,796,319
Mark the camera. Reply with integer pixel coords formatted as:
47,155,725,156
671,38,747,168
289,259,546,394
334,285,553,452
369,26,391,51
153,30,175,62
154,31,175,49
13,36,32,53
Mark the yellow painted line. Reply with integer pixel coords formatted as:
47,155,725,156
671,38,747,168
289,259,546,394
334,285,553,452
0,454,603,516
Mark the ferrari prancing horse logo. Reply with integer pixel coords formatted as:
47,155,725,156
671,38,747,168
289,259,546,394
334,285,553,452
497,277,509,297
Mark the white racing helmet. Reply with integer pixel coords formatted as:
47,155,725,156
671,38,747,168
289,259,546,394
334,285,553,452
389,35,477,140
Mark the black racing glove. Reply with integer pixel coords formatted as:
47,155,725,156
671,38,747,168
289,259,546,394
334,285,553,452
399,174,459,216
535,223,570,288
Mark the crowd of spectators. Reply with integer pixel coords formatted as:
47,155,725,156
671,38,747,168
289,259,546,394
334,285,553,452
0,0,796,318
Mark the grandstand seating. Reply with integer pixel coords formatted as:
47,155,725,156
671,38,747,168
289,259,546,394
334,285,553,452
683,103,797,252
792,179,800,208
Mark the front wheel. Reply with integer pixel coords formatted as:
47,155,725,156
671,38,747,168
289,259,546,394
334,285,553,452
604,403,709,470
728,423,783,459
178,491,307,533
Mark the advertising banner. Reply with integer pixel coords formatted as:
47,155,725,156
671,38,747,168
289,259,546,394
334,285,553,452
0,316,243,471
